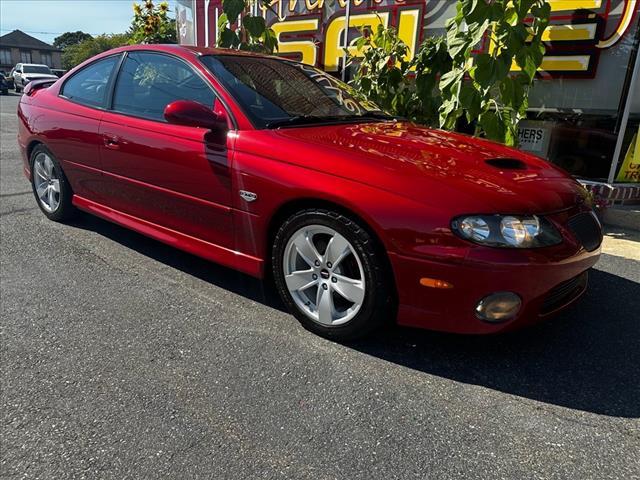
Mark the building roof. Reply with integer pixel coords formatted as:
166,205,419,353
0,30,60,51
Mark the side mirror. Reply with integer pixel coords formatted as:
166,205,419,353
164,100,226,131
15,70,21,74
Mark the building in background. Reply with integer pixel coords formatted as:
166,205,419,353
179,0,639,198
0,29,62,72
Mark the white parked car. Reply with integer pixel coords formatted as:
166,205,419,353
12,63,58,93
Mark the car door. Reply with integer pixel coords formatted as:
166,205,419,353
98,51,234,248
49,54,121,201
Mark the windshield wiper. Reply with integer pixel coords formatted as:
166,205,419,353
266,112,400,129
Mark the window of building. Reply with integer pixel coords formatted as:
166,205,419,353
61,55,119,108
112,52,214,121
40,52,52,66
20,51,32,63
0,49,11,66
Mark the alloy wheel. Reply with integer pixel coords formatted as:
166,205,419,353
283,225,366,326
33,152,61,213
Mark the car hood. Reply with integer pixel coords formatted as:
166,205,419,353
268,121,587,214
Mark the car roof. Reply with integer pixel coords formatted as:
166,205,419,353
102,43,280,61
21,63,50,67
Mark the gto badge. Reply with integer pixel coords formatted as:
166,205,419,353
239,190,258,202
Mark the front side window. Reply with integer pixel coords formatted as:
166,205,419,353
61,56,119,108
23,65,52,74
112,52,214,121
200,55,387,129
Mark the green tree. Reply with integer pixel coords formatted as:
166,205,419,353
53,31,93,51
62,33,131,70
129,0,177,44
349,0,551,146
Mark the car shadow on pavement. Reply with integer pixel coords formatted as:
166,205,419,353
73,213,639,418
350,268,640,418
70,212,285,311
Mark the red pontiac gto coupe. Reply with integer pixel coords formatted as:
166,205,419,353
18,45,602,340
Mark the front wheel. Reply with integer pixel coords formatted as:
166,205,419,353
272,209,393,341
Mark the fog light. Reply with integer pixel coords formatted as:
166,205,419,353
475,292,522,323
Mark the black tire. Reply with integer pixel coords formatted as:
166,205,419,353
272,208,394,341
30,144,77,222
15,84,21,93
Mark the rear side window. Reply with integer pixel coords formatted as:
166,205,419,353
61,56,119,108
112,52,214,122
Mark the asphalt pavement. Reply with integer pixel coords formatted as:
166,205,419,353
1,93,639,479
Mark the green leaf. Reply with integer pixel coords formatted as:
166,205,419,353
479,111,506,143
222,0,245,23
515,47,537,81
505,7,519,26
499,76,515,107
243,15,265,38
467,19,489,48
439,68,464,92
262,27,278,52
471,54,495,88
217,13,229,29
219,27,240,48
459,83,482,122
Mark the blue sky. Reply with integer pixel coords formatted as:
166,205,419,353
0,0,176,45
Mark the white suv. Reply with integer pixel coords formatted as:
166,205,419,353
12,63,58,93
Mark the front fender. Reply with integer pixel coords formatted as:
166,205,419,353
231,149,470,265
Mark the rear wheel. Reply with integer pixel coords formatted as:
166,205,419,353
272,208,393,341
30,145,76,222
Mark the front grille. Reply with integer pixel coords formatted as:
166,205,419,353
541,271,588,315
567,212,602,252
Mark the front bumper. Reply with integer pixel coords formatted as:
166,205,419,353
389,238,600,335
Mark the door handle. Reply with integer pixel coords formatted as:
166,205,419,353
103,134,120,149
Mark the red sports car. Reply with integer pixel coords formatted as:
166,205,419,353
17,45,602,340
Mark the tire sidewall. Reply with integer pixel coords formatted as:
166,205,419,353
272,209,390,341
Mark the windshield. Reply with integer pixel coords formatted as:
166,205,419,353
200,55,389,129
23,65,52,74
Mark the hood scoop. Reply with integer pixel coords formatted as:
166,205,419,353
485,158,527,170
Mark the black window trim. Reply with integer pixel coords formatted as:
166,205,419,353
108,50,238,130
59,53,124,111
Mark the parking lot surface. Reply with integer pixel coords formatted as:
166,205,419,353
1,93,639,479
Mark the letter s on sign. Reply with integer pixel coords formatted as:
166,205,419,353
271,18,320,67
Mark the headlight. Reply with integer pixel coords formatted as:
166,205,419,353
451,214,562,248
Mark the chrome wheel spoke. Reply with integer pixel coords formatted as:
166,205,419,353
44,155,54,176
332,274,365,304
323,233,350,267
316,286,335,325
293,233,322,267
50,179,60,193
34,162,48,182
36,183,48,199
285,269,317,292
48,187,56,210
